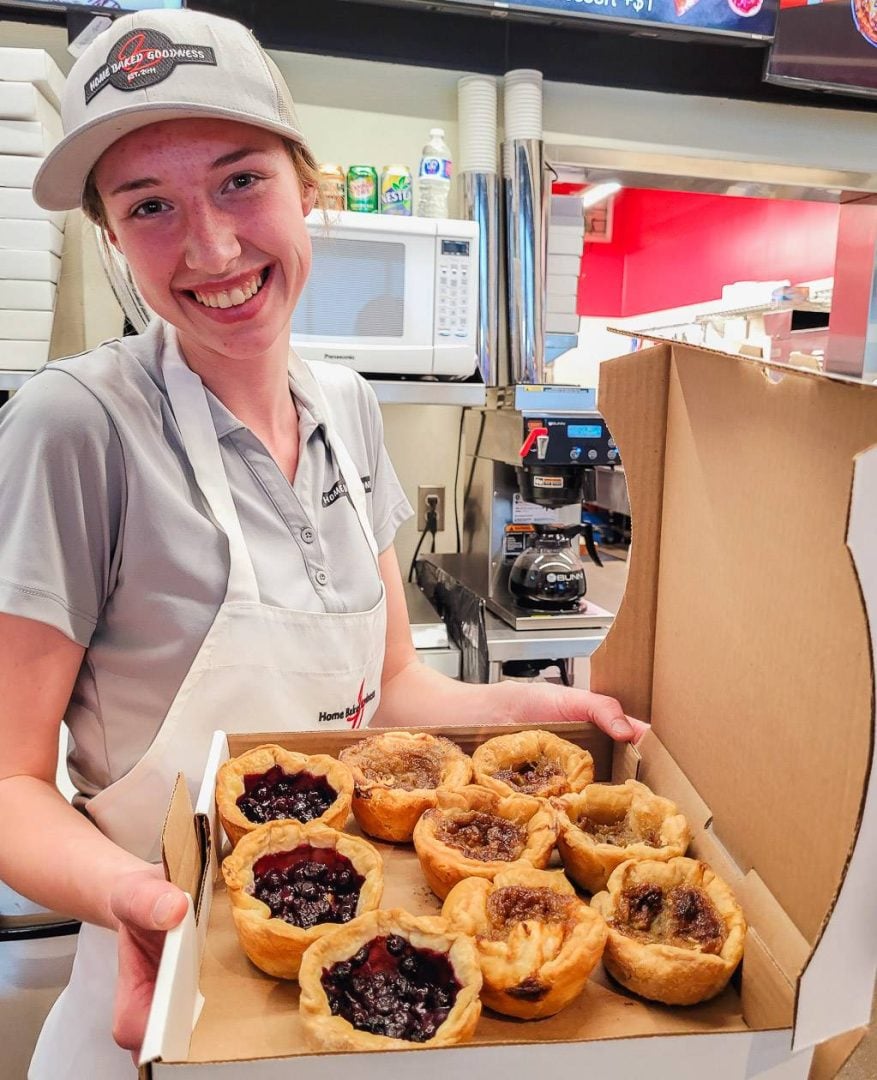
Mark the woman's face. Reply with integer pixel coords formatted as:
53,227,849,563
94,117,316,365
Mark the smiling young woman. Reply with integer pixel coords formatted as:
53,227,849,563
0,9,641,1079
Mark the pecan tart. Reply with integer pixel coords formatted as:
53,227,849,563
554,780,691,894
338,731,472,843
215,744,354,846
442,865,607,1019
221,821,383,979
471,730,594,800
298,908,482,1050
412,784,557,900
591,857,746,1005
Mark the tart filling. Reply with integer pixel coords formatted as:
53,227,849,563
251,844,363,930
355,748,443,791
486,883,575,937
321,934,460,1042
613,882,726,954
435,810,526,863
472,730,594,799
491,758,563,795
237,766,337,826
579,812,660,848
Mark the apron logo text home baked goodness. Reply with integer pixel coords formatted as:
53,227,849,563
318,679,376,728
84,29,217,104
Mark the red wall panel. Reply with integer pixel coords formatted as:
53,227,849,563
576,189,839,319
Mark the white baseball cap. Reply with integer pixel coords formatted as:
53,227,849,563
33,9,309,211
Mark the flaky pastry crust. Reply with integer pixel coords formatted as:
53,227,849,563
221,821,383,979
591,857,746,1005
471,729,594,799
215,743,354,846
412,785,558,900
554,779,691,893
298,908,482,1051
442,865,607,1019
338,731,472,842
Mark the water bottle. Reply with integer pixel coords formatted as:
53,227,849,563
416,128,452,218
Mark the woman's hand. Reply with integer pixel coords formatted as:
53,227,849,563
109,866,189,1060
501,681,650,743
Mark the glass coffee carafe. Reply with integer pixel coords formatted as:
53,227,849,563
508,523,601,610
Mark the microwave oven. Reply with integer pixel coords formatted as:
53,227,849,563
291,210,479,378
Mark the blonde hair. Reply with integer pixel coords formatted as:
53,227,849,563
81,137,322,229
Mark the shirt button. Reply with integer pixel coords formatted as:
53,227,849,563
315,569,329,586
301,527,315,544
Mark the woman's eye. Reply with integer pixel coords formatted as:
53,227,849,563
227,172,260,192
131,199,168,218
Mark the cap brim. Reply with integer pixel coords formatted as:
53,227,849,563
33,103,307,212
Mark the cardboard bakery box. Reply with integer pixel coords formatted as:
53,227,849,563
139,341,877,1078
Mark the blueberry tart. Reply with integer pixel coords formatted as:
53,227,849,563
413,784,557,900
298,908,482,1050
554,779,691,894
442,865,607,1019
221,821,383,979
215,744,354,846
471,730,594,800
590,857,746,1005
339,731,472,842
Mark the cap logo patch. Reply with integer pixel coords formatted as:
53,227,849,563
84,29,217,104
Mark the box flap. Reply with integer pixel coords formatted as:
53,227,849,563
161,774,202,902
593,344,877,953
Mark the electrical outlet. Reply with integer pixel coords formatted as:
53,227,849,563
417,485,446,532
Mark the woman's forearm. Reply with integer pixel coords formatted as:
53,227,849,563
0,775,150,928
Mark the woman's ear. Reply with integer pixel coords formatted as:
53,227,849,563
301,183,317,218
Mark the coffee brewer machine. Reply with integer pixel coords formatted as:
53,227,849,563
461,383,619,630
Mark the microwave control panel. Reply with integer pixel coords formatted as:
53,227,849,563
436,238,473,341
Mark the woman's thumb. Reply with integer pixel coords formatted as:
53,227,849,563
111,872,188,932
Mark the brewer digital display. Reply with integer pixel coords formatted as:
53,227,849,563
441,240,470,256
568,424,603,439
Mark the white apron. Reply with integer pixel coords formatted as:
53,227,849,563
30,344,387,1079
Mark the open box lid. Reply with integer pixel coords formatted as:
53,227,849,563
592,341,877,1049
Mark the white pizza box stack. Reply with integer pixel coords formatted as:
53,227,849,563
140,340,877,1079
546,197,584,335
0,52,66,371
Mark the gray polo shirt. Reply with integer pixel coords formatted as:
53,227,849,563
0,319,412,798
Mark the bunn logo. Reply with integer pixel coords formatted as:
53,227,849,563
84,29,217,104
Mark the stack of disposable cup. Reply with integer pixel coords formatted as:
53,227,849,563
503,68,543,145
457,75,498,174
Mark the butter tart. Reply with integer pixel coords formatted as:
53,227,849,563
298,908,482,1050
412,784,557,900
215,744,354,846
591,856,746,1005
442,865,607,1019
554,780,691,894
221,821,383,979
471,729,594,799
338,731,472,843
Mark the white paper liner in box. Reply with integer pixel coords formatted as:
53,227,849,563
793,445,877,1051
0,49,65,111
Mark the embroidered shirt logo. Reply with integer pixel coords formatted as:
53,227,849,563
318,680,376,728
321,475,372,508
84,29,217,104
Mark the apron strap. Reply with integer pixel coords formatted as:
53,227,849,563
289,352,381,569
161,335,261,604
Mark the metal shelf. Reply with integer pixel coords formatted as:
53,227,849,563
369,379,486,406
0,371,34,391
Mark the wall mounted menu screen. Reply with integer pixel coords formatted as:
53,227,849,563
766,0,877,96
407,0,777,40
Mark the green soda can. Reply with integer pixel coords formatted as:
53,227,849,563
346,165,379,213
380,165,413,216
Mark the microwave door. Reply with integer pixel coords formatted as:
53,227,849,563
291,228,436,376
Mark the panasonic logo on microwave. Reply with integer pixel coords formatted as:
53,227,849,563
324,353,355,361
